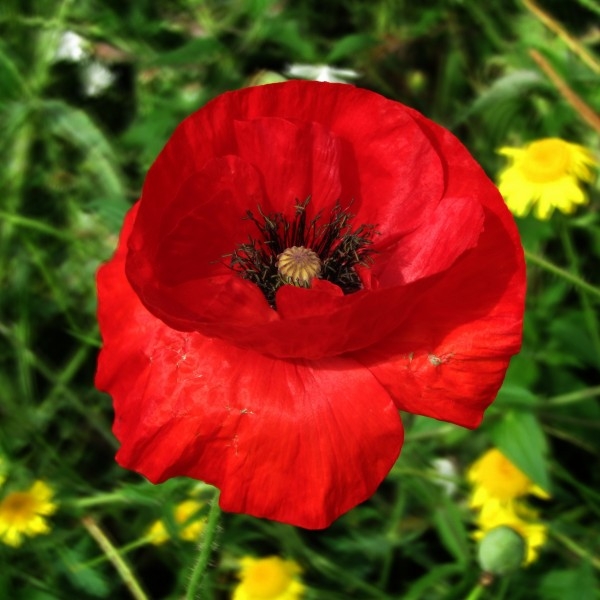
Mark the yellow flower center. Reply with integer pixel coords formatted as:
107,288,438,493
520,138,571,183
276,246,321,286
0,491,38,526
243,558,293,598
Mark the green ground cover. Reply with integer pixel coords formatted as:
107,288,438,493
0,1,599,598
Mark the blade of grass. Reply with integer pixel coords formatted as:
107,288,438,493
82,516,149,600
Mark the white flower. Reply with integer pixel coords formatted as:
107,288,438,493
284,64,359,84
431,458,458,497
82,61,116,97
55,31,89,63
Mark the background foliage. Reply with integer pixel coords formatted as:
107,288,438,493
0,0,599,598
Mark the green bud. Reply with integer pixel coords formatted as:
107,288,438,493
477,526,526,575
406,70,427,93
247,70,288,87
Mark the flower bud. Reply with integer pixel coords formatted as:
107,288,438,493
477,525,526,575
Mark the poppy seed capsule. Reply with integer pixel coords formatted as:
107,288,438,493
277,246,321,287
477,525,526,575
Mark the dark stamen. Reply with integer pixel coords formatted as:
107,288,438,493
227,198,377,308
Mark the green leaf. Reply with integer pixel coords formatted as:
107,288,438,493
148,37,224,67
495,383,539,409
432,495,470,564
538,561,598,600
455,69,548,139
402,563,466,600
261,19,317,62
575,0,600,18
59,547,110,598
502,354,539,388
0,42,26,105
42,100,125,201
491,409,551,493
326,34,377,63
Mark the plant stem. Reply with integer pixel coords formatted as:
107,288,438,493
72,492,136,509
82,516,149,600
524,249,600,301
547,385,600,406
464,583,486,600
558,221,600,367
185,491,222,600
271,524,389,599
549,529,600,570
523,0,600,74
378,480,406,588
529,49,600,133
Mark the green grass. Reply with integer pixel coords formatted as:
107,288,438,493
0,0,599,598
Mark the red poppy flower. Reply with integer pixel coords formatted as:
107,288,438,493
96,81,525,529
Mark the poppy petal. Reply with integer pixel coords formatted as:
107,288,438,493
98,205,404,529
127,155,278,332
354,115,525,428
233,117,343,216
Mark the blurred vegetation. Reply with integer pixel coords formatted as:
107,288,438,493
0,0,599,598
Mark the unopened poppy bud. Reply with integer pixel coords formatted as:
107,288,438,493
477,525,526,575
277,246,321,287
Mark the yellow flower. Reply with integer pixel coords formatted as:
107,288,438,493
233,556,305,600
497,138,596,219
147,499,205,545
473,500,547,565
0,481,57,547
468,448,549,508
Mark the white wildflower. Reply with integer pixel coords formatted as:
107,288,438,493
285,64,359,84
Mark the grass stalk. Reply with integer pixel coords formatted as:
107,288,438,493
82,516,149,600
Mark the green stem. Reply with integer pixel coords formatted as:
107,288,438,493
82,516,149,600
549,529,600,570
80,536,153,570
524,249,600,301
547,385,600,406
377,480,406,588
71,492,138,509
404,424,456,442
558,221,600,366
495,576,510,600
0,211,73,239
281,526,389,600
185,491,222,600
464,583,486,600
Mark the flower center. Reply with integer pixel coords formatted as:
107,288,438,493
245,561,291,597
276,246,321,286
1,492,36,524
521,139,571,183
229,198,377,308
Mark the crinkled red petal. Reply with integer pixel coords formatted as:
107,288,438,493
353,112,526,428
97,204,404,529
233,118,343,218
126,82,496,360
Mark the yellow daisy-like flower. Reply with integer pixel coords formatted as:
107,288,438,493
468,448,549,508
233,556,305,600
473,500,547,565
147,499,205,545
497,137,597,219
0,480,57,547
